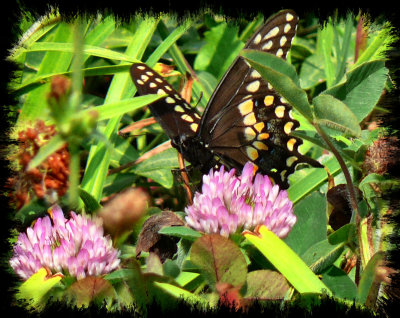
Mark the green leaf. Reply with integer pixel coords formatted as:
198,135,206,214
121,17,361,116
16,268,62,309
241,48,300,85
8,14,59,64
244,225,331,295
146,20,192,67
299,54,325,89
320,21,335,88
354,22,397,67
301,224,355,274
156,20,210,108
357,251,385,305
174,271,200,287
110,134,140,167
24,42,136,63
158,226,202,241
88,95,164,122
132,147,180,188
332,14,354,86
321,266,357,300
194,22,244,80
190,234,248,290
313,94,361,137
17,23,75,124
322,60,388,123
78,188,102,213
241,49,313,121
13,64,132,96
285,191,327,255
153,281,210,308
66,276,115,308
288,156,341,204
14,198,47,225
243,270,291,300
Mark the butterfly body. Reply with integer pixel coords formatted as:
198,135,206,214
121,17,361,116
130,10,322,189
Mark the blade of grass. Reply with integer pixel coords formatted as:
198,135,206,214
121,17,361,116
243,225,332,295
146,18,193,67
333,14,353,86
87,95,165,122
12,64,132,95
288,156,341,204
157,20,212,107
80,17,159,202
320,20,335,88
23,42,136,63
17,22,76,124
352,23,396,68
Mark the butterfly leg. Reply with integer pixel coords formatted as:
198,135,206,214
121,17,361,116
178,152,193,205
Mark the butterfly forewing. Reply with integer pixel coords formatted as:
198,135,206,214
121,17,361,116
198,10,298,133
130,63,201,141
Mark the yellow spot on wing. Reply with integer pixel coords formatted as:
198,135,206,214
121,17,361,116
181,114,194,122
286,156,297,167
258,133,270,140
251,70,261,78
275,106,285,118
244,127,256,141
253,33,262,44
284,122,294,134
246,81,260,93
264,95,274,106
238,100,254,115
287,138,296,151
253,141,268,150
244,112,257,125
264,26,280,40
246,147,259,160
190,123,199,132
262,40,273,50
174,105,185,112
254,122,265,132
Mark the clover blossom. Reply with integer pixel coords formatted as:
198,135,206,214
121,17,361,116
10,205,120,280
185,163,296,237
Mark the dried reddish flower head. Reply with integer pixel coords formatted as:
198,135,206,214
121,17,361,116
7,120,70,209
363,136,399,175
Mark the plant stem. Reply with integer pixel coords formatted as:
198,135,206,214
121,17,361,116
313,124,359,217
313,123,368,270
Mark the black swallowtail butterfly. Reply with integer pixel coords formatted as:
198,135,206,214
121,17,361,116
130,10,322,189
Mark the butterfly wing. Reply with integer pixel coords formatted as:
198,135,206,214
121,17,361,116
130,63,201,147
197,10,321,188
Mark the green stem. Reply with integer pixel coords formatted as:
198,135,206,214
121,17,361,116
68,143,80,209
313,123,367,271
313,123,359,217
